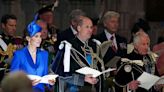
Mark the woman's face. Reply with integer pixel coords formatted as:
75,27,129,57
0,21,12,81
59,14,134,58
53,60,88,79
29,32,42,48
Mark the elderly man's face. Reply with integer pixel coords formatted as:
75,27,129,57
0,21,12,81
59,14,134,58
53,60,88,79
104,17,119,34
135,36,150,55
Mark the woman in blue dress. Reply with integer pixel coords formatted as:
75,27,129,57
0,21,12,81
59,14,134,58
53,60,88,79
10,20,55,92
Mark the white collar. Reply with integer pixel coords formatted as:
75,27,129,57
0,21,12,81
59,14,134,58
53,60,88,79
104,29,115,41
70,25,78,35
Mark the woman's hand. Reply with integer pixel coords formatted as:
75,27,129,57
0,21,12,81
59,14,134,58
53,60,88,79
32,79,41,86
84,74,98,85
48,79,56,85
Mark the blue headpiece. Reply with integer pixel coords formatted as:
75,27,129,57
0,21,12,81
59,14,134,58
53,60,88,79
27,14,42,37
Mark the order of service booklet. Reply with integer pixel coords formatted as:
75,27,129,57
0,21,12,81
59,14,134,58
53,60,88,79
137,72,161,90
27,74,58,84
76,67,116,77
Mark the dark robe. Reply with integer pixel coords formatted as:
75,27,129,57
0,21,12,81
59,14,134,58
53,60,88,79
0,33,23,83
51,37,102,92
115,51,159,92
56,27,76,50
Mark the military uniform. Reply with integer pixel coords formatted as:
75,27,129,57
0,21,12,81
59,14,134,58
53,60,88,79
41,37,56,66
0,33,23,82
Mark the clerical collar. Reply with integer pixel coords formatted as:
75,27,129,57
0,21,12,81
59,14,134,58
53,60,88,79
70,25,77,35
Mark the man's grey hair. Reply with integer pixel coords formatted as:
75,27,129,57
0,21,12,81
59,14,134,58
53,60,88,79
77,17,91,27
133,31,150,45
102,11,120,23
69,9,86,22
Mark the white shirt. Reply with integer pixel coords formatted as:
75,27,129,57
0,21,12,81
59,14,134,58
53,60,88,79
104,30,118,50
70,25,77,35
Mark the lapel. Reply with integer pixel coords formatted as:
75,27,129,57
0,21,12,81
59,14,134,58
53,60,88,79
24,46,39,69
67,27,76,39
101,31,108,42
115,35,127,51
115,35,120,50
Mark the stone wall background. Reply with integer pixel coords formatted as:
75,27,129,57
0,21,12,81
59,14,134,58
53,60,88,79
0,0,163,48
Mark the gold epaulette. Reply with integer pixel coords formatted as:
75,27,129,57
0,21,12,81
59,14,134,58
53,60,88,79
7,43,17,58
45,39,55,44
14,36,22,39
0,43,17,58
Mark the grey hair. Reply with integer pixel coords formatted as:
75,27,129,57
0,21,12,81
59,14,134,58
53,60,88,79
102,11,120,23
133,31,150,45
77,18,83,26
77,17,91,27
69,9,86,22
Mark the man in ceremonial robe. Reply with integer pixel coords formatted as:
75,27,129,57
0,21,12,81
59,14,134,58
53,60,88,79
56,9,86,50
115,31,159,92
52,17,104,92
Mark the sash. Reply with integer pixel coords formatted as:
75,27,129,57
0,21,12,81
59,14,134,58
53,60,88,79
0,38,7,51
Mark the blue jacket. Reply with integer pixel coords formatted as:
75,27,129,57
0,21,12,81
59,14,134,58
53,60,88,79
10,46,49,92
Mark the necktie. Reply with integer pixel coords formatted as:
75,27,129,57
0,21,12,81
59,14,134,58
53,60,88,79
110,36,117,52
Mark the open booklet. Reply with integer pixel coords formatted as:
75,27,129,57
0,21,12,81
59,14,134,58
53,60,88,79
76,67,116,77
137,72,162,90
27,74,58,84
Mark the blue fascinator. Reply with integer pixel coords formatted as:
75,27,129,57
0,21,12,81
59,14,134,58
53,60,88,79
27,14,42,37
